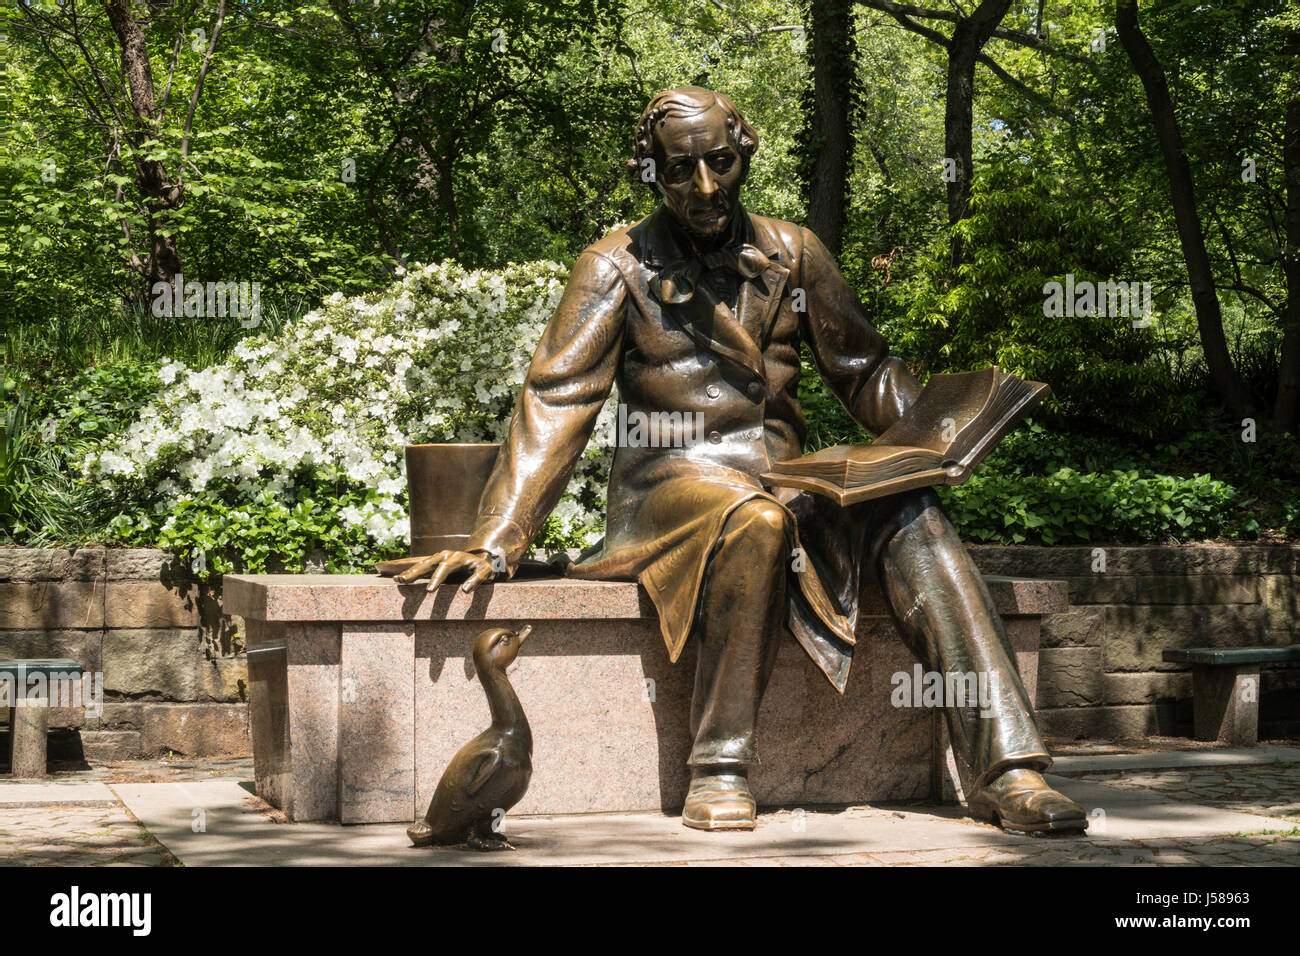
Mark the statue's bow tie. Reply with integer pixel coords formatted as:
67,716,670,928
650,243,770,304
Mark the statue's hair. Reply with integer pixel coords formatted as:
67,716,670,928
626,87,759,185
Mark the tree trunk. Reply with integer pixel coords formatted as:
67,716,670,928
1274,33,1300,432
943,0,1010,267
806,0,855,257
1116,0,1254,417
104,0,183,287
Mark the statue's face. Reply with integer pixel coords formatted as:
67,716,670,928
652,106,745,241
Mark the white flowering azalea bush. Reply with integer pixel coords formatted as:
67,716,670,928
87,260,617,577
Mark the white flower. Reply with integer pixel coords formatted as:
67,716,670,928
90,259,603,549
158,361,186,385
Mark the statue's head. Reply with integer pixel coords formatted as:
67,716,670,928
628,86,759,242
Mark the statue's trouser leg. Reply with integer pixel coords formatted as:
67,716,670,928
871,490,1051,792
687,499,789,771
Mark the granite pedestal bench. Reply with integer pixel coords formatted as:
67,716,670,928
225,573,1067,824
1163,646,1300,746
1,659,83,776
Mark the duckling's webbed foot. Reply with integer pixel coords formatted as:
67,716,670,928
467,827,514,852
407,819,440,847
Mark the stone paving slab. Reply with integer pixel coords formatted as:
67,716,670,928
595,835,1300,866
0,805,173,867
5,753,1298,867
110,773,1297,867
1062,766,1300,821
110,780,1024,866
1052,745,1300,774
1048,735,1300,755
1041,774,1294,841
0,782,117,807
42,756,254,785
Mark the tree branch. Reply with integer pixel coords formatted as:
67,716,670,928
857,0,1090,63
180,0,226,159
158,13,188,121
14,6,114,131
976,51,1072,119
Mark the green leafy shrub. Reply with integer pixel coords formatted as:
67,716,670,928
797,347,870,451
27,259,1289,567
0,388,53,539
108,484,401,577
87,260,609,577
29,364,163,444
2,366,161,543
972,420,1139,477
939,468,1241,545
886,156,1199,439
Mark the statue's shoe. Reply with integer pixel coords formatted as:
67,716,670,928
682,773,757,831
967,768,1088,834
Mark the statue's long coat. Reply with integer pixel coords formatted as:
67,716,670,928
465,206,923,691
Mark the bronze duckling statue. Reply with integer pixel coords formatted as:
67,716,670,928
407,624,533,851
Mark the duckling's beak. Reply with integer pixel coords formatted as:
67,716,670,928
515,625,533,645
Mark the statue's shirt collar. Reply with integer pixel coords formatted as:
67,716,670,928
640,205,777,270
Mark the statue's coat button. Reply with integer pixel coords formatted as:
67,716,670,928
708,431,722,444
706,385,721,399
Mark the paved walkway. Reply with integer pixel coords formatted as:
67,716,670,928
2,747,1297,866
41,755,255,785
1046,735,1300,756
605,834,1300,866
1055,766,1300,822
0,805,175,867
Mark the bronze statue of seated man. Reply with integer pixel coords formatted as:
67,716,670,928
397,86,1086,836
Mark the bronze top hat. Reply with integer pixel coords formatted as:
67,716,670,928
404,443,501,557
377,441,564,580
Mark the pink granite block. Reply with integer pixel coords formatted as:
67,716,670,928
412,617,935,818
985,576,1068,615
224,574,1062,623
225,575,654,623
245,621,289,811
234,573,1057,822
415,619,690,816
285,624,341,821
1004,616,1041,705
246,621,341,821
753,620,933,807
340,624,414,823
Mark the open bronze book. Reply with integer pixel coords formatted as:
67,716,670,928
761,367,1050,507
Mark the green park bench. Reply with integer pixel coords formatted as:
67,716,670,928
0,659,84,777
1162,647,1300,747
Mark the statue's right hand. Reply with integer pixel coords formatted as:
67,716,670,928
394,550,497,593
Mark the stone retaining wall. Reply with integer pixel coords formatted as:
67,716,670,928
0,548,246,761
967,545,1299,739
2,544,1297,759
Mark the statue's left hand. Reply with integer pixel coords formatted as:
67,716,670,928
394,550,497,593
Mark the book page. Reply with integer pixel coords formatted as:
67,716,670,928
873,368,998,452
763,366,1048,501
